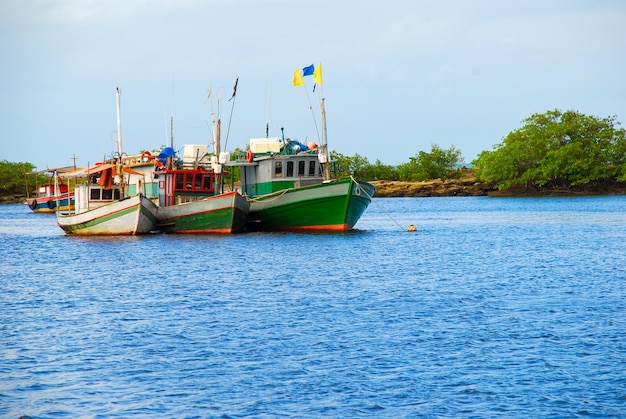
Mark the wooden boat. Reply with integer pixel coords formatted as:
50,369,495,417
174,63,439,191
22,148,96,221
26,166,77,213
56,88,157,235
228,64,375,232
57,191,157,235
152,113,249,234
153,166,249,234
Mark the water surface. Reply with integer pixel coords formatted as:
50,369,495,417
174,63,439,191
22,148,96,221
1,196,625,418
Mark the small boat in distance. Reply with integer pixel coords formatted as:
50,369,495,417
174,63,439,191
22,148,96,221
56,88,157,235
26,166,78,213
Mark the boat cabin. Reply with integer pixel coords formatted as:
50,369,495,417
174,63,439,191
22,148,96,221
156,168,216,207
37,183,69,198
237,153,324,197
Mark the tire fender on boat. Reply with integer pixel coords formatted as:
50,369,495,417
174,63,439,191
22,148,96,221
28,199,37,210
46,199,56,209
247,149,253,163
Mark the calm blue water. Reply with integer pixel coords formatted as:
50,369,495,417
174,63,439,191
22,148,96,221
1,196,625,418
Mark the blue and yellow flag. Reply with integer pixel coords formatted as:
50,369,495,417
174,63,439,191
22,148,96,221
292,68,304,86
302,64,315,77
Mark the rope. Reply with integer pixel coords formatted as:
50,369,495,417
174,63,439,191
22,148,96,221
247,188,290,203
350,176,408,232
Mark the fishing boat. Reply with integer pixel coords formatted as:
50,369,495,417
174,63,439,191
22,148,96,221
153,118,249,234
228,63,375,232
233,136,375,231
56,88,157,235
26,166,77,213
153,164,249,234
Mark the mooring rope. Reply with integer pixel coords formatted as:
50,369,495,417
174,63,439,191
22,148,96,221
350,176,412,232
246,188,290,203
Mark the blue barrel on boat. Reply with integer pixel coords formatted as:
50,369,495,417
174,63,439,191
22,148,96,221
158,147,176,165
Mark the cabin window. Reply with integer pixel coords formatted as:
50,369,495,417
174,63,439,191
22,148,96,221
309,161,317,176
194,173,202,190
114,189,121,200
286,161,294,177
275,161,283,178
298,160,305,176
175,174,185,190
90,189,101,200
102,189,113,200
204,174,213,191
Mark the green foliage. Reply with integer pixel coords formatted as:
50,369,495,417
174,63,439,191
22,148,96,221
368,159,399,181
331,151,364,177
0,160,38,195
330,152,398,180
397,144,463,181
473,109,626,190
330,145,463,182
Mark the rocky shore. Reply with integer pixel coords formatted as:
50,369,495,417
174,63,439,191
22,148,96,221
3,176,625,203
0,194,26,204
371,178,494,197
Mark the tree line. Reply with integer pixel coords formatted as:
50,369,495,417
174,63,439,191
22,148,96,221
0,161,41,197
3,109,625,198
332,109,626,192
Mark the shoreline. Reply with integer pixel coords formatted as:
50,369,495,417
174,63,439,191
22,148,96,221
3,179,625,204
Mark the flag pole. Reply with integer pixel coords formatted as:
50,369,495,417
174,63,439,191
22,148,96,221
302,86,321,145
314,63,330,181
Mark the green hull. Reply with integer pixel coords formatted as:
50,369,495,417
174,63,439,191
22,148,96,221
155,192,249,234
159,206,248,234
247,177,375,231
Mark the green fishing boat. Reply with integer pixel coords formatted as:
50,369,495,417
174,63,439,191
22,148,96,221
229,63,375,231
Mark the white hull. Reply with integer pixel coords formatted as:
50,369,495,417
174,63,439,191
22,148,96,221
57,195,157,235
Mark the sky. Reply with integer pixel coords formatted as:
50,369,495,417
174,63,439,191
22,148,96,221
1,0,625,171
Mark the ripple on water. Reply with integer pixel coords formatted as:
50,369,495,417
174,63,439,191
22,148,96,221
1,198,626,417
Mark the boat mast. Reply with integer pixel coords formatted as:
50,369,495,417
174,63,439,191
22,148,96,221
115,87,126,194
319,97,331,181
214,117,223,195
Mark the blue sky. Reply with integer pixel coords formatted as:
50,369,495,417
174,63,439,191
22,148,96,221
1,0,625,171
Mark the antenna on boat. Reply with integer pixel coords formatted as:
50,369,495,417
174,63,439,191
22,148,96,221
223,77,238,151
115,87,126,194
170,77,175,149
265,77,271,138
170,116,174,149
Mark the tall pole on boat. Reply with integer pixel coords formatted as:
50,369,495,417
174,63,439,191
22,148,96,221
215,118,222,195
115,87,126,194
170,116,174,149
54,169,59,211
319,97,331,181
